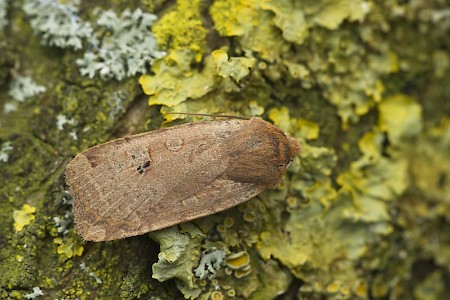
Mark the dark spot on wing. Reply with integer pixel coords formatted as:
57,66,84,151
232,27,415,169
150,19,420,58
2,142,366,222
136,160,151,174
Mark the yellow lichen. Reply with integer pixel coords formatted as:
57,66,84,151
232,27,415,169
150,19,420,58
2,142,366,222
217,224,226,233
268,106,319,140
57,242,74,258
268,106,291,133
73,245,84,257
326,281,340,293
226,251,250,270
139,50,216,108
243,211,256,223
286,196,298,209
152,0,207,55
354,280,368,297
54,237,84,258
234,265,252,278
227,289,236,297
13,204,36,231
223,217,234,228
210,291,223,300
296,118,320,140
247,100,265,116
212,49,256,82
210,0,288,62
378,94,423,144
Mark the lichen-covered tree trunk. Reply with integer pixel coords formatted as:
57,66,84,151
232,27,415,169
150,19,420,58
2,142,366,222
1,0,449,299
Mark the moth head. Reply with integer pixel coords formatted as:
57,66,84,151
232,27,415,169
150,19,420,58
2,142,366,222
288,136,301,157
286,136,302,167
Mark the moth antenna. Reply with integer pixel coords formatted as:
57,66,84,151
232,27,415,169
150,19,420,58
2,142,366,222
165,112,250,120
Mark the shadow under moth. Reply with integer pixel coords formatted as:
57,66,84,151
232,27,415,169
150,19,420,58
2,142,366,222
65,117,301,241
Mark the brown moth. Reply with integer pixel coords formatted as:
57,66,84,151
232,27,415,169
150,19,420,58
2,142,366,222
66,117,301,241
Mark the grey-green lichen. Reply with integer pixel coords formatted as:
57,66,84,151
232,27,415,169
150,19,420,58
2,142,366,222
0,0,8,30
22,0,93,50
194,249,226,280
1,0,450,299
76,8,165,80
20,0,164,80
8,76,46,102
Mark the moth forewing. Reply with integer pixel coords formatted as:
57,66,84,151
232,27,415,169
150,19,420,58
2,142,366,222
66,117,301,241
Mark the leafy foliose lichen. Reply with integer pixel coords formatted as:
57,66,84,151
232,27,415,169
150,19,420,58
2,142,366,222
194,249,226,280
138,1,449,298
209,0,397,127
76,8,165,80
8,76,46,102
0,141,13,162
149,225,204,290
24,286,44,299
21,1,164,81
22,0,92,50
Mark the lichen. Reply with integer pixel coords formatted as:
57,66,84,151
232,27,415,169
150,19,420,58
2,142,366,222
0,141,13,162
1,0,450,299
194,249,226,280
226,251,250,270
21,1,163,80
53,237,84,259
139,50,216,108
149,225,204,289
151,0,207,56
13,204,36,231
76,8,165,80
210,0,398,127
8,76,46,102
24,286,44,299
378,94,423,144
22,0,92,50
212,50,256,83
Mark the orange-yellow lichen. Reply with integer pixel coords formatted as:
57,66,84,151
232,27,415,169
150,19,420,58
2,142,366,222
226,251,250,270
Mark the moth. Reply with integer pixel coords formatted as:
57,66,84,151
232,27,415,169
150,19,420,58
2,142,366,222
66,117,301,241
